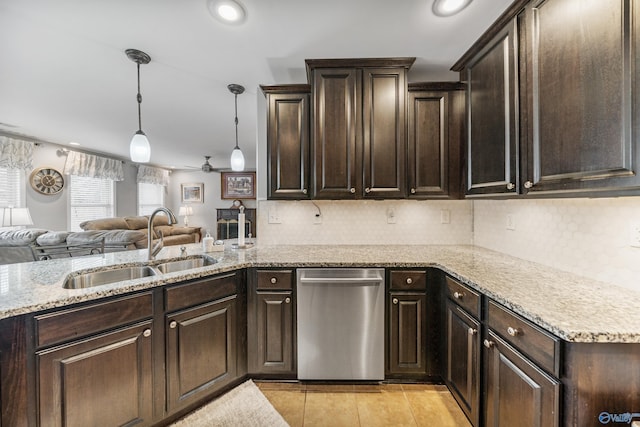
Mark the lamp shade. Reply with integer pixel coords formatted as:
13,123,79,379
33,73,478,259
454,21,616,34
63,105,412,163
1,207,33,227
230,147,245,171
130,131,151,163
178,206,193,216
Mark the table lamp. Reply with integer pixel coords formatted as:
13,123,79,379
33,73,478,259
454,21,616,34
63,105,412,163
1,207,34,227
178,206,193,226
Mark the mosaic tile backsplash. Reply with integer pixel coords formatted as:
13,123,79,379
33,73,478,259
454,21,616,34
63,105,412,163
258,197,640,292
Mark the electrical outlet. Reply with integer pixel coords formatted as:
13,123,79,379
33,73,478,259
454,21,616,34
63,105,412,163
387,208,396,224
630,222,640,247
440,209,451,224
506,214,516,231
313,214,322,224
268,207,281,224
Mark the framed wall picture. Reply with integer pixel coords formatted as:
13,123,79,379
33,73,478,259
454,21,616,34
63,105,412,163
181,182,204,203
221,172,256,199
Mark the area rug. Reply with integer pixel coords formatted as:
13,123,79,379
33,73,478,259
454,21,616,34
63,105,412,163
170,380,289,426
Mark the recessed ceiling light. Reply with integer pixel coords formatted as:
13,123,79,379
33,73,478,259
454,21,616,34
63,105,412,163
207,0,246,24
432,0,472,17
69,141,80,146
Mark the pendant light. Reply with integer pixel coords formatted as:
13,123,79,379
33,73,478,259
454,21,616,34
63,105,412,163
228,83,245,172
126,49,151,163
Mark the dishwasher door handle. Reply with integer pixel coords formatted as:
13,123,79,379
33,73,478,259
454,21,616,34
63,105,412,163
299,276,383,284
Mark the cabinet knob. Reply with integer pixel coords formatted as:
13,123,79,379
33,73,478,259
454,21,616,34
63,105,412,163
468,328,477,336
302,188,308,194
507,326,520,337
392,298,399,305
506,182,515,190
410,188,416,194
453,291,464,299
365,187,371,193
406,277,413,284
270,277,277,284
483,339,494,349
285,297,291,304
524,181,533,189
350,187,356,194
169,321,177,329
143,329,152,337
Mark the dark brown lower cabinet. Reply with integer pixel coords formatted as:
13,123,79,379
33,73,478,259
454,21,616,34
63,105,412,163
166,295,237,413
388,292,427,375
251,292,294,374
484,330,560,427
37,321,154,427
445,301,480,427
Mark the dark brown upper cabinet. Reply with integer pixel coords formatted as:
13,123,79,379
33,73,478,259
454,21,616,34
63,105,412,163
407,82,465,199
261,85,311,199
306,58,414,199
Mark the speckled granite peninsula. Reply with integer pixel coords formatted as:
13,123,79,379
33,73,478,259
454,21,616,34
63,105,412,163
1,243,640,343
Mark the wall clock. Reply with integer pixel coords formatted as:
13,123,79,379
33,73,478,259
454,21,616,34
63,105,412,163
30,167,65,195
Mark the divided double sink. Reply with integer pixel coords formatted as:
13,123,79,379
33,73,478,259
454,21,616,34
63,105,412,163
63,255,218,289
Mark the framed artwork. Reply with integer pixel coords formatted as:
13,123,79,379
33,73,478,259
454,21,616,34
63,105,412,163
181,182,204,203
221,172,256,199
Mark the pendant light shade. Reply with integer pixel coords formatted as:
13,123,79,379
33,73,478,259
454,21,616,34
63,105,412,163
126,49,151,163
228,84,245,172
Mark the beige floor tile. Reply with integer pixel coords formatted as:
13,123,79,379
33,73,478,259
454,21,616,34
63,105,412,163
404,389,471,427
356,390,417,427
303,392,360,427
256,381,306,391
304,383,356,393
261,389,306,427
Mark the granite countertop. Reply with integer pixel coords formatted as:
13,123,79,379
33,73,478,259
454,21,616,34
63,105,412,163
1,243,639,344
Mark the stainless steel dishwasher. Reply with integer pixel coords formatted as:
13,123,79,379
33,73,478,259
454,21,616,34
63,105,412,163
297,268,385,380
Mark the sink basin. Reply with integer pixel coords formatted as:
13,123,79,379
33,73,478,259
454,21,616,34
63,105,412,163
63,265,158,289
154,256,217,274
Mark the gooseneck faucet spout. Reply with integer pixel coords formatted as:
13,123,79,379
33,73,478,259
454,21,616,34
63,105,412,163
148,207,178,260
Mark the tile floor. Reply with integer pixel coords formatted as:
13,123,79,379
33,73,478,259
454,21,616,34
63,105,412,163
256,382,472,427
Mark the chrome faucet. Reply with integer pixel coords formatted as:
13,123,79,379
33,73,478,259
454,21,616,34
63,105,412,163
148,207,178,260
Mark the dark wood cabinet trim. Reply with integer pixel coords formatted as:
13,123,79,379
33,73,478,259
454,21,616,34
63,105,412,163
260,84,311,95
306,57,415,82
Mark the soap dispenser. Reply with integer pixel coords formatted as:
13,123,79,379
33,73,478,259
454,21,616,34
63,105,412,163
202,231,214,252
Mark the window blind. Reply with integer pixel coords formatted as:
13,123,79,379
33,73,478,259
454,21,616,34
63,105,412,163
138,182,165,216
69,175,114,231
0,167,24,208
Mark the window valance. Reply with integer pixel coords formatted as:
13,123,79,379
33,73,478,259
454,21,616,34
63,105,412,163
0,136,34,170
63,151,124,181
137,165,170,186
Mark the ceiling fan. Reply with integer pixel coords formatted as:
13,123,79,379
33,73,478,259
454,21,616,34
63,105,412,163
184,156,228,173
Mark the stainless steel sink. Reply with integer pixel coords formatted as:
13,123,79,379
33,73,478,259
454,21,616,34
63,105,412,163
63,265,158,289
154,255,217,274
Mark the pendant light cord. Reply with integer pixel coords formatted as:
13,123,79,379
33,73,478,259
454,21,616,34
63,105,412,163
234,93,240,150
136,62,143,132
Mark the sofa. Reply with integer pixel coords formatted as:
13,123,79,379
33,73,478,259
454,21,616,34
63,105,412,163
0,228,147,265
79,215,201,249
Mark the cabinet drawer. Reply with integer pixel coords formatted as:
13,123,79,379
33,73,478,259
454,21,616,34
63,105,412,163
257,270,293,290
444,276,480,318
165,272,238,312
487,300,560,376
35,292,153,348
389,270,427,291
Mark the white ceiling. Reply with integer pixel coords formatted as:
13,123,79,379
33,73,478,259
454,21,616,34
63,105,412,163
0,0,514,171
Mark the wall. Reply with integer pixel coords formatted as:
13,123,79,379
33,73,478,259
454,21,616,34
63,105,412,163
474,197,640,292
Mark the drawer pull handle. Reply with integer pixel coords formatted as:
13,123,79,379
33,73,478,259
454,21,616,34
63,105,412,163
392,298,399,305
143,329,152,337
506,182,515,190
468,328,477,336
270,277,277,284
410,188,416,194
350,187,356,194
507,326,520,337
483,339,494,349
406,277,413,284
453,291,464,299
524,180,533,189
285,297,291,304
169,321,177,329
302,188,308,194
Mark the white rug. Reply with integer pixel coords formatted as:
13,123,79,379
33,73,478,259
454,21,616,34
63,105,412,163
170,380,289,426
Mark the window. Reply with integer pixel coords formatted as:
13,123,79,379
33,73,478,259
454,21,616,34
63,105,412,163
0,167,24,208
138,182,165,215
69,175,115,231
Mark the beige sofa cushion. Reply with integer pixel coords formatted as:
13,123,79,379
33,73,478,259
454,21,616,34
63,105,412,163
80,217,129,231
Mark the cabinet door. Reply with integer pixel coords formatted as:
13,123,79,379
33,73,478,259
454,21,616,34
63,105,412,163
388,292,427,375
521,0,640,194
266,91,310,199
466,20,519,196
37,322,153,427
362,67,406,198
252,291,295,374
166,295,237,413
446,301,480,427
484,330,560,427
312,68,360,198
